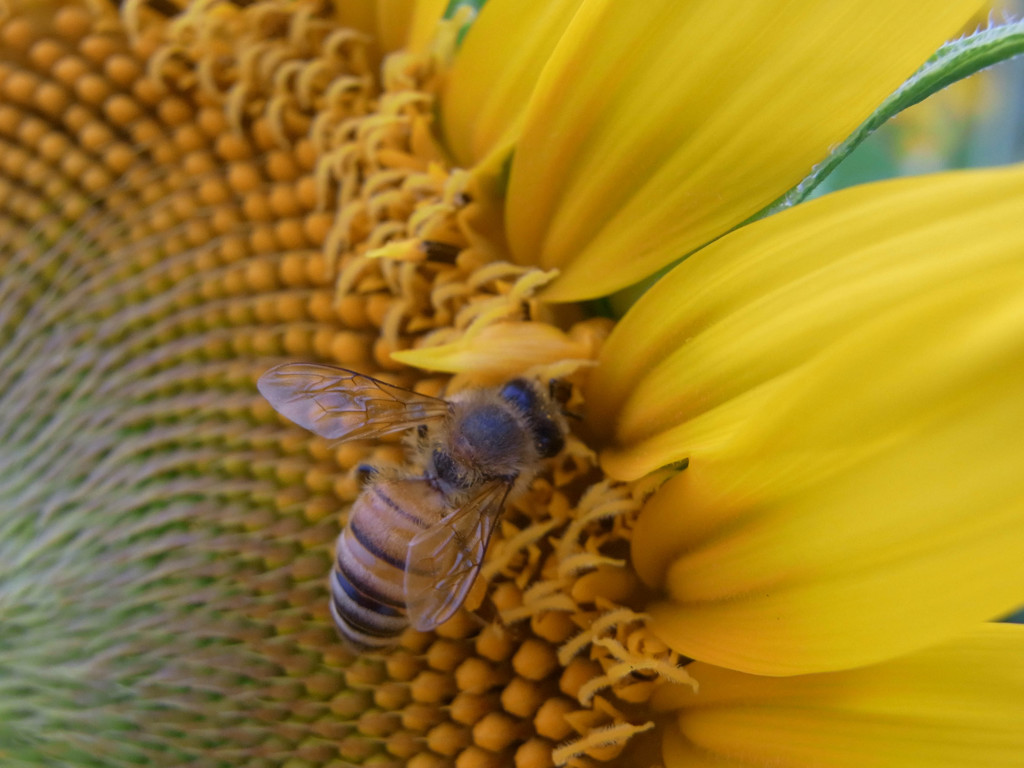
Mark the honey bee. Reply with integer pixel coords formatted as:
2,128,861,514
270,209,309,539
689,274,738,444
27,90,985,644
257,363,568,649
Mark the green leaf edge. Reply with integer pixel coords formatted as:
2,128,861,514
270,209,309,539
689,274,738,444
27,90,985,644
755,18,1024,218
443,0,487,18
443,0,486,45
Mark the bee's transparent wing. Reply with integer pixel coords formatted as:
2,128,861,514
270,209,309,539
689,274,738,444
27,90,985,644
257,362,451,441
404,481,511,631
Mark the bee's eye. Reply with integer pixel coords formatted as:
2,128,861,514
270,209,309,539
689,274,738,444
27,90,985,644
499,378,563,458
532,421,564,459
499,379,537,412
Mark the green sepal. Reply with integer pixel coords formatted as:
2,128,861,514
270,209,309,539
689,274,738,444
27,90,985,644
443,0,487,45
759,19,1024,217
443,0,487,18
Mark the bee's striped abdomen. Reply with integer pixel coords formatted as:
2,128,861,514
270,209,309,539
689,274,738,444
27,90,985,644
330,478,446,648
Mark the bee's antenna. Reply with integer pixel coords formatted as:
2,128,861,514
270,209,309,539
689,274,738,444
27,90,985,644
548,379,582,421
548,379,571,405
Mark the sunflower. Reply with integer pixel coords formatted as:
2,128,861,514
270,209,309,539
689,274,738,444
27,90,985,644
1,1,1023,767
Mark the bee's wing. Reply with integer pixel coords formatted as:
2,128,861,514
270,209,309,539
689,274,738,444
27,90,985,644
403,481,511,632
257,362,451,441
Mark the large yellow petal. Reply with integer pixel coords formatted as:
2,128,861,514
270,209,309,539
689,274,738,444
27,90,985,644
612,192,1024,673
655,624,1024,768
590,164,1024,474
504,0,983,301
439,0,585,168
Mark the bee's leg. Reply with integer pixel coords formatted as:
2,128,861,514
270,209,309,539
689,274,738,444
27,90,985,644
463,573,517,633
470,593,528,643
471,595,500,626
356,464,378,484
414,423,431,452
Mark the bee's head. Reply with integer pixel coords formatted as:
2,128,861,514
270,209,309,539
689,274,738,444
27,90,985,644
499,379,565,459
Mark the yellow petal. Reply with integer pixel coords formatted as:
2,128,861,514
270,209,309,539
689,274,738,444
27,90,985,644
656,624,1024,768
374,0,418,54
590,164,1024,475
662,724,750,768
440,0,585,168
390,320,598,385
335,0,436,56
334,0,377,39
617,205,1024,674
504,0,983,301
404,0,449,55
